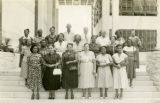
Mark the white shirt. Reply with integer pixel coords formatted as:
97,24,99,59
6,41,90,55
54,41,67,52
96,36,111,46
123,46,136,52
73,42,84,52
64,32,75,43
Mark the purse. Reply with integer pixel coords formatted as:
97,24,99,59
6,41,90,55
53,66,62,75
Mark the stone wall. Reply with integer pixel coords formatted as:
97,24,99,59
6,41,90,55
146,51,160,91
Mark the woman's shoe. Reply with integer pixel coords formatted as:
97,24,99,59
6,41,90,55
71,95,74,99
48,97,52,99
65,94,68,99
36,93,40,100
114,94,118,99
52,97,55,99
31,93,35,100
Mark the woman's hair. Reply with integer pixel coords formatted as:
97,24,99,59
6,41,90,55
67,43,73,47
30,44,40,53
73,34,81,42
116,44,123,48
91,35,97,40
84,43,89,47
49,26,55,31
24,29,29,33
57,33,64,40
99,46,107,53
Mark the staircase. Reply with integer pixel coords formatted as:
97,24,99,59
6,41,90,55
0,52,160,103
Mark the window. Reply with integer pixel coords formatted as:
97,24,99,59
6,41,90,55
116,29,157,51
119,0,157,16
93,0,102,27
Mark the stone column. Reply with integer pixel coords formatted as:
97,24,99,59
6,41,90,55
0,0,2,43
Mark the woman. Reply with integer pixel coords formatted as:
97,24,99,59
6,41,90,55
62,43,78,99
27,45,43,100
20,40,31,85
54,33,67,57
96,46,113,98
78,43,96,98
123,39,137,87
115,31,125,46
39,40,48,57
129,30,141,68
106,36,117,56
112,44,128,99
42,45,61,99
89,35,100,56
45,26,57,47
73,34,84,52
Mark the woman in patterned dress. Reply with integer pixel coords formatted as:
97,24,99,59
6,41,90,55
96,46,113,98
27,45,43,100
62,43,78,99
20,39,31,85
112,44,129,99
123,39,137,87
42,45,61,99
78,43,96,99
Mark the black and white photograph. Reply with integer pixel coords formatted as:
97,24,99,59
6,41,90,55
0,0,160,103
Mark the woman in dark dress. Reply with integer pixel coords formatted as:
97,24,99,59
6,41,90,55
62,43,78,99
42,45,61,99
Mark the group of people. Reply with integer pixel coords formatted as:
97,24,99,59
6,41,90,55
19,24,141,100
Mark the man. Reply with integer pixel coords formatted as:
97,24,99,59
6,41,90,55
64,24,74,43
19,29,33,67
82,27,91,44
96,31,111,46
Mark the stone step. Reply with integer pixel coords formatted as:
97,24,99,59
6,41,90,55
0,76,23,81
0,81,25,86
0,75,151,81
0,92,160,98
0,80,154,86
0,86,157,92
0,98,160,103
135,76,150,81
0,71,149,76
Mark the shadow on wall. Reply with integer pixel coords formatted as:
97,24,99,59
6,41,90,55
146,51,160,91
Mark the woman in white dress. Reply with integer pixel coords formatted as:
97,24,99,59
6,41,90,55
20,39,31,85
96,46,113,98
78,43,96,98
112,44,128,99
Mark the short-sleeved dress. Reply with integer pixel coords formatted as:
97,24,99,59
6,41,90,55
42,53,61,90
27,54,42,90
123,46,137,79
112,53,129,89
96,54,113,88
129,36,141,68
78,51,95,88
62,50,78,89
20,46,31,79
